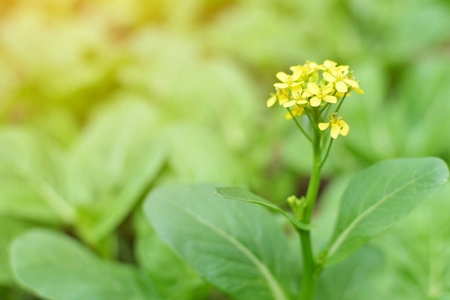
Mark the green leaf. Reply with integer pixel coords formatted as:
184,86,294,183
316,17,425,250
11,229,159,300
0,217,34,285
326,157,449,266
370,182,450,299
133,212,209,299
316,246,389,300
144,184,298,300
215,187,312,231
72,100,166,244
0,129,71,224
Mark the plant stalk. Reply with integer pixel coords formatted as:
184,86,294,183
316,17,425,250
298,127,322,300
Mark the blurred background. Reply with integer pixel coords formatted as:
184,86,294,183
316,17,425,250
0,0,449,299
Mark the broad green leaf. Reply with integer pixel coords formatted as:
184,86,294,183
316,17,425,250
71,100,166,244
0,217,34,285
11,229,158,300
215,187,311,231
144,184,298,300
316,246,390,300
74,141,165,244
0,129,71,224
370,182,450,299
133,211,209,300
326,157,448,265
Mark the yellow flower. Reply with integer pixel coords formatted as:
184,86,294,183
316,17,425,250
304,61,324,73
290,61,321,76
322,69,349,93
342,73,364,94
267,89,290,107
303,83,337,107
285,106,305,119
290,61,323,83
267,60,362,118
348,76,364,94
283,91,308,118
273,71,302,91
282,89,308,108
322,60,349,74
318,114,349,139
323,60,338,70
289,65,307,80
322,61,363,94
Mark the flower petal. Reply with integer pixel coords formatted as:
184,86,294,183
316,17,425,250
291,84,302,93
323,60,337,69
291,65,306,76
274,83,289,89
330,124,340,139
292,72,301,81
322,84,333,95
318,122,330,130
335,92,351,98
337,65,349,72
339,120,350,136
292,107,304,117
302,90,312,98
343,78,359,88
283,100,297,107
278,94,289,105
307,82,320,95
323,72,336,82
276,72,289,82
353,87,364,94
336,81,348,93
267,96,277,107
310,96,321,107
323,95,337,103
331,69,339,77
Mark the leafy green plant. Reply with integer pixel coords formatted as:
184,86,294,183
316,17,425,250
3,98,254,299
1,0,449,299
144,60,449,300
3,100,214,300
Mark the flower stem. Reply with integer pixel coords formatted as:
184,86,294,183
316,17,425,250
298,230,316,300
319,103,329,114
320,138,334,169
287,107,312,142
334,92,348,114
298,128,322,300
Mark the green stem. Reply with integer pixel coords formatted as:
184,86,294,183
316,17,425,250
298,230,316,300
319,138,334,169
287,107,312,142
305,110,314,127
334,91,349,114
319,103,329,114
298,128,322,300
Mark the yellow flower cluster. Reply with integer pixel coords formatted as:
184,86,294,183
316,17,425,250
267,60,363,139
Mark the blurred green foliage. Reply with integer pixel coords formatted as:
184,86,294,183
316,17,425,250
0,0,449,299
